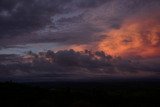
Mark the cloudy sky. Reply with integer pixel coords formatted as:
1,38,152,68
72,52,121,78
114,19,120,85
0,0,160,82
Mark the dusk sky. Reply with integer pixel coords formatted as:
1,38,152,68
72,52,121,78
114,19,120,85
0,0,160,82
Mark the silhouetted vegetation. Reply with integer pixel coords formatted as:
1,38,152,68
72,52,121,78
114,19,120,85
0,80,160,107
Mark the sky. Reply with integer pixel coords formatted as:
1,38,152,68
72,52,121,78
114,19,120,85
0,0,160,82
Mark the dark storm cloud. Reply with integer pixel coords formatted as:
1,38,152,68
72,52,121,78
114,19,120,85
0,0,108,37
0,0,71,38
0,50,111,80
0,49,159,81
0,0,110,47
0,0,160,50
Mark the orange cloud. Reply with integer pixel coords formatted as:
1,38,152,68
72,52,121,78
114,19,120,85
69,45,88,51
98,15,160,58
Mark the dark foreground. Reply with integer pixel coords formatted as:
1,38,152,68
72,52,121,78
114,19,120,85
0,80,160,107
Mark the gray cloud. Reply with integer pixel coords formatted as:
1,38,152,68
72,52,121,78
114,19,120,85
0,0,160,52
0,50,159,81
0,0,71,38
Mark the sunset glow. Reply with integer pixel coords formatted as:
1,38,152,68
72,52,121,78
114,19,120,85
98,15,160,58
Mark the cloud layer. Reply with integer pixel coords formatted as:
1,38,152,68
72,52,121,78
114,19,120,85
0,0,159,50
0,0,160,81
0,50,159,81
